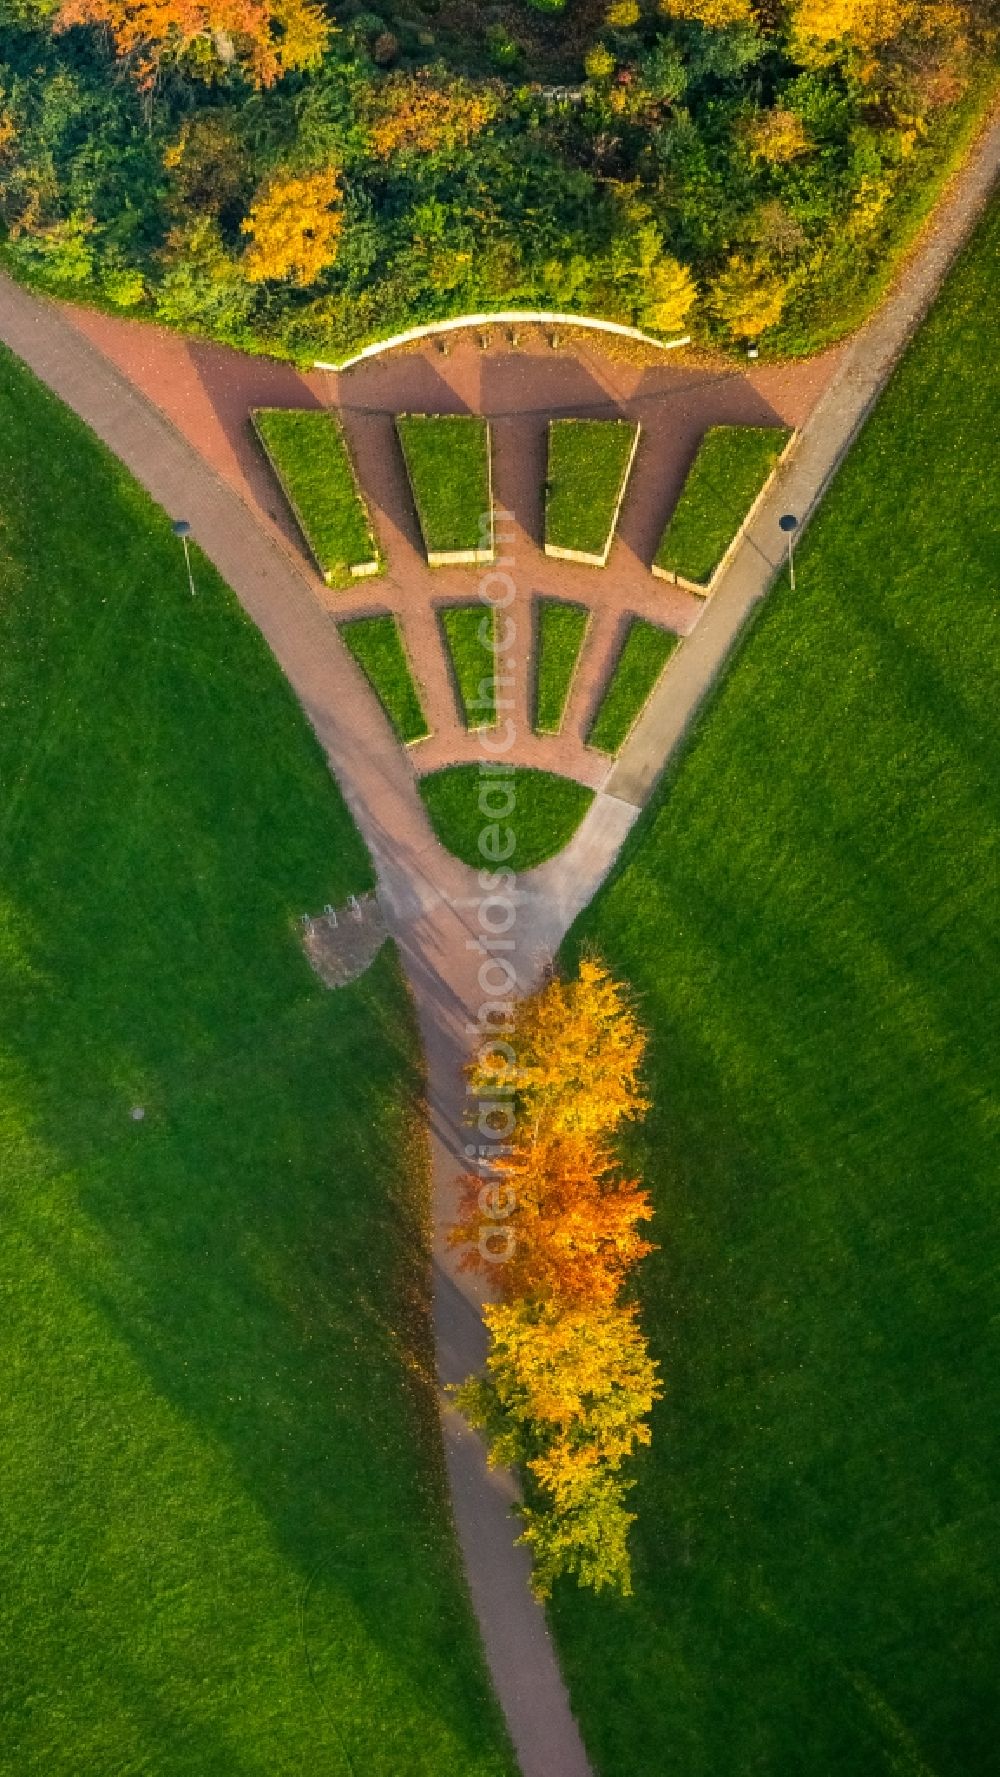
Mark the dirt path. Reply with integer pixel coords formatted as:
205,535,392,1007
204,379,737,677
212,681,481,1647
1,105,996,1776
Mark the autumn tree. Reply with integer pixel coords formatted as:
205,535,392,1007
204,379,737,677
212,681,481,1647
659,0,756,25
743,107,812,164
54,0,328,90
365,74,499,160
467,956,649,1143
241,167,343,286
456,957,660,1598
456,1298,662,1597
710,254,787,341
451,1130,654,1307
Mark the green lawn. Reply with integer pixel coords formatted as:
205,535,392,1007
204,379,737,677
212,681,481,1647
552,200,1000,1777
534,599,590,735
396,415,493,560
251,407,381,586
654,425,791,587
587,620,678,755
545,419,639,563
339,614,430,744
0,347,516,1777
419,767,594,871
440,603,498,729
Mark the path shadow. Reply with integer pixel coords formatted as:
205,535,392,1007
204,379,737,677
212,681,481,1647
186,340,323,558
619,368,789,572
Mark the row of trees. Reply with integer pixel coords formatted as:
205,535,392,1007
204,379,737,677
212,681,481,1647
453,959,660,1598
0,0,995,360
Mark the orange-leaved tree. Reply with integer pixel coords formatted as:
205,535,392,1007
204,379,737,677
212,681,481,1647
451,1130,654,1307
241,167,343,286
456,1297,662,1598
467,955,650,1144
54,0,329,90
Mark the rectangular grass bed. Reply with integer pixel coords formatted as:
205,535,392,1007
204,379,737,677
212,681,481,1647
396,415,494,565
587,619,678,755
251,408,381,587
534,599,590,735
653,424,792,590
544,418,640,566
339,615,429,744
440,604,498,730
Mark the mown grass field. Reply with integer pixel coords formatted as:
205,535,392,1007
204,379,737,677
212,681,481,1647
340,613,430,744
0,348,515,1777
252,407,381,586
655,425,790,586
553,200,1000,1777
419,766,594,871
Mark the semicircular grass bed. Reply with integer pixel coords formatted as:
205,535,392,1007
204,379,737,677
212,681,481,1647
418,766,594,871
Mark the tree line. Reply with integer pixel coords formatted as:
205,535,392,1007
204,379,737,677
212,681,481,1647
0,0,994,359
454,958,659,1598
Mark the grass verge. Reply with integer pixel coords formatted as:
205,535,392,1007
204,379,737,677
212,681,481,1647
654,425,791,587
339,614,430,744
545,419,640,563
587,620,678,755
251,407,381,586
396,414,493,561
440,603,498,729
552,196,1000,1777
0,345,516,1777
535,599,590,734
419,766,594,870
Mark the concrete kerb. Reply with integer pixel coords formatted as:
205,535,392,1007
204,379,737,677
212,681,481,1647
315,313,691,372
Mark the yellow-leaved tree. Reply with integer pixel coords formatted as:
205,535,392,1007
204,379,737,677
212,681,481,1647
456,1299,662,1598
451,1130,655,1306
365,75,499,160
468,956,649,1143
659,0,756,25
710,253,787,341
241,167,343,286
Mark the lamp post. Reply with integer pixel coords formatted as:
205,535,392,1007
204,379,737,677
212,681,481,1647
778,512,799,591
172,518,196,597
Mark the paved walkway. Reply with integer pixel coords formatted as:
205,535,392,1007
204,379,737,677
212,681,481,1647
1,102,996,1777
61,297,843,785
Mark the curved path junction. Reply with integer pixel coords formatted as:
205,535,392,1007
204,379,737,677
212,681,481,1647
1,106,997,1777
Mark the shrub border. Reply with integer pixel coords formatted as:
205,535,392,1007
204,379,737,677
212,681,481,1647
250,409,382,586
544,420,641,568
